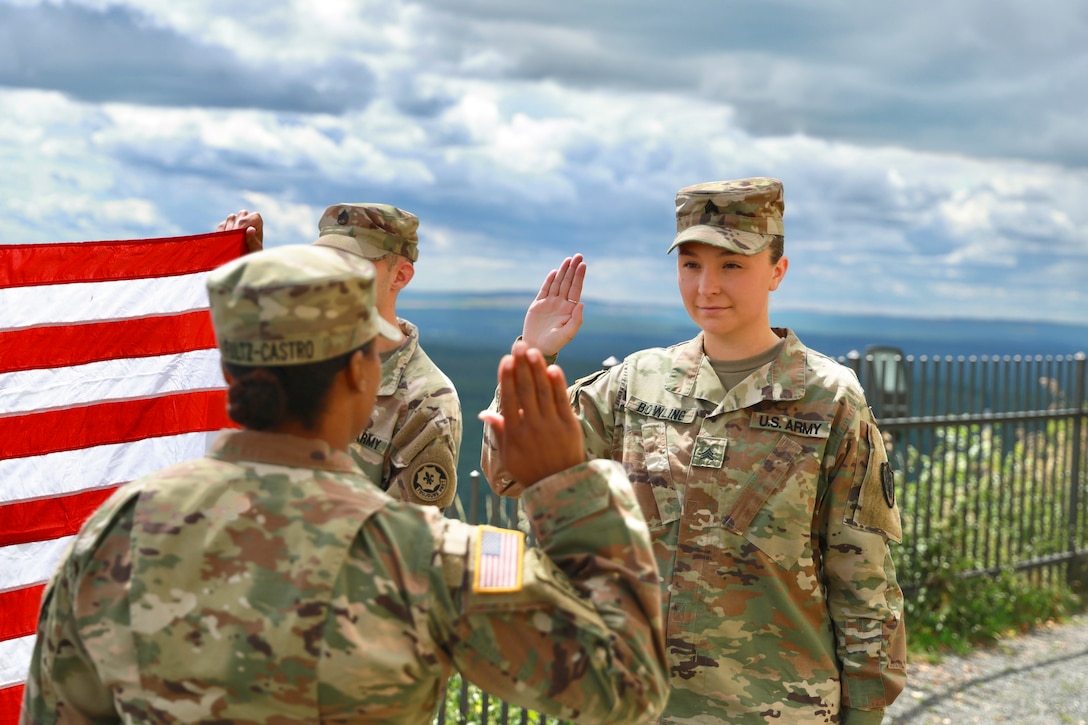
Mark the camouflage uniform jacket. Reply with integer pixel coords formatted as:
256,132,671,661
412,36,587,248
350,318,462,509
22,429,669,725
483,329,906,725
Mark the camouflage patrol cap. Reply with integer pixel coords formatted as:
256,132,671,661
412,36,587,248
206,245,403,367
313,203,420,262
667,177,785,255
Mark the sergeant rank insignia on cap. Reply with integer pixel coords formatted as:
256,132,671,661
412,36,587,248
473,526,524,593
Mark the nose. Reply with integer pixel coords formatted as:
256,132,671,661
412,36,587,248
698,269,720,296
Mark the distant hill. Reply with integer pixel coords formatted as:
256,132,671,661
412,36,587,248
402,290,1088,360
399,290,1088,510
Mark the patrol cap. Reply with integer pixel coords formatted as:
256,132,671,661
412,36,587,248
206,245,403,367
313,203,420,262
667,177,785,255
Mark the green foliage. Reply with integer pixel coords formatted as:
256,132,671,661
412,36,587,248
892,418,1087,656
438,673,546,724
898,527,1081,655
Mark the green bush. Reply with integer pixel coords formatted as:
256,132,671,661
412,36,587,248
898,521,1082,655
439,673,541,724
892,420,1086,656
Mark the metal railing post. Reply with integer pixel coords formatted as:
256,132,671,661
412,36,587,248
1068,352,1086,587
846,349,861,381
469,470,481,525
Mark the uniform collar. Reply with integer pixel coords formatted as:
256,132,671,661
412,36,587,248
664,328,808,413
378,318,419,396
208,429,361,474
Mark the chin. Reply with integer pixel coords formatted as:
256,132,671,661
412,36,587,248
692,309,732,326
698,319,743,340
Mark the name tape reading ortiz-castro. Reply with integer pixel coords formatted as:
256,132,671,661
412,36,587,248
221,339,318,364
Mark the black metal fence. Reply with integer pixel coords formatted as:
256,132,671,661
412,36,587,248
437,348,1088,722
845,349,1088,591
433,674,568,725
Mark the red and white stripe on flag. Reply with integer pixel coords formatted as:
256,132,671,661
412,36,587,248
472,525,525,594
0,230,246,724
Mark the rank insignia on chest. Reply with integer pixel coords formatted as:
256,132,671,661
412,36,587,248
691,436,727,468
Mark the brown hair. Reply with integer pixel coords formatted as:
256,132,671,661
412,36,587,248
225,341,374,430
768,235,784,263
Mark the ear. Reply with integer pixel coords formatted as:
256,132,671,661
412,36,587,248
345,349,369,393
769,255,788,291
389,258,414,292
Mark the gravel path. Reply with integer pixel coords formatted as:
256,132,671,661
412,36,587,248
886,612,1088,724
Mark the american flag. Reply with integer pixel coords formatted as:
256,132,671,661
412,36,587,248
474,526,525,593
0,230,245,723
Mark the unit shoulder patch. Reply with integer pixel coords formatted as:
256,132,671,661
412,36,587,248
881,462,896,508
411,463,450,503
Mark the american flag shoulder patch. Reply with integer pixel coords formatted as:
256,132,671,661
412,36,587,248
472,525,525,593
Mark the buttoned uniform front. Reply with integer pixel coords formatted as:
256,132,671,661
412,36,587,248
21,429,669,725
482,329,906,725
350,318,461,509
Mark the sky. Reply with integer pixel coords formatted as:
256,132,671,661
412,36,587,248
1,0,1086,324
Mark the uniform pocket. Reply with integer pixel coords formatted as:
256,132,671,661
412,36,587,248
713,434,817,569
626,422,681,529
640,422,670,476
846,422,903,543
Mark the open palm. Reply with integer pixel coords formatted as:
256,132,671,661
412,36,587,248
522,254,586,357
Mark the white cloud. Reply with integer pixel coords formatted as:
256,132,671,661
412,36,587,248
235,193,319,247
1,0,1086,326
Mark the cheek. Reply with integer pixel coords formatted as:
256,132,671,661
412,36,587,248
367,356,382,381
677,275,697,303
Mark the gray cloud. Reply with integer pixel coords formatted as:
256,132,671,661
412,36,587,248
10,0,1085,166
387,75,460,119
1,1,1084,324
410,0,1088,167
0,2,376,113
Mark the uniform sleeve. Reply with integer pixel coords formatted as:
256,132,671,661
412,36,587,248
21,566,109,722
479,379,516,495
20,496,137,722
821,402,908,720
480,361,622,497
348,459,669,723
449,459,669,722
386,387,462,510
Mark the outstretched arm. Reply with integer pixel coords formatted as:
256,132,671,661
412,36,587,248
521,254,586,358
216,209,264,253
424,341,668,721
478,340,584,485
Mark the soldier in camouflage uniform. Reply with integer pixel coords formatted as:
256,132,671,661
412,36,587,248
218,203,462,510
21,245,669,724
482,178,907,724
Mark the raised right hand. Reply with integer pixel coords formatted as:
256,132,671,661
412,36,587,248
521,254,586,357
478,341,585,486
216,209,264,253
